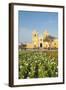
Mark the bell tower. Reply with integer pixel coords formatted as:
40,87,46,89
32,31,38,48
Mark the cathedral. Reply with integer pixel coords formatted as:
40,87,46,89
26,30,58,49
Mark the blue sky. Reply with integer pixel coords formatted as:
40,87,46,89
18,11,58,44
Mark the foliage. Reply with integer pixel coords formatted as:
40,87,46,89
19,50,58,79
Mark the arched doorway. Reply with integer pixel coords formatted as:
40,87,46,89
40,43,42,48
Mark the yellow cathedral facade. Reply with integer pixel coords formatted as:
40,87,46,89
26,31,58,49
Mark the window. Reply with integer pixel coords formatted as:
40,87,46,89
40,39,42,41
54,43,56,45
34,34,36,37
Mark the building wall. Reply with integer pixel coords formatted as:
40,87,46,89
26,43,33,48
52,39,58,48
43,42,49,48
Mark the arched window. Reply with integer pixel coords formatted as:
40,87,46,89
54,43,56,45
34,34,36,37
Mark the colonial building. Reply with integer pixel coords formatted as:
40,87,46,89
21,30,58,49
